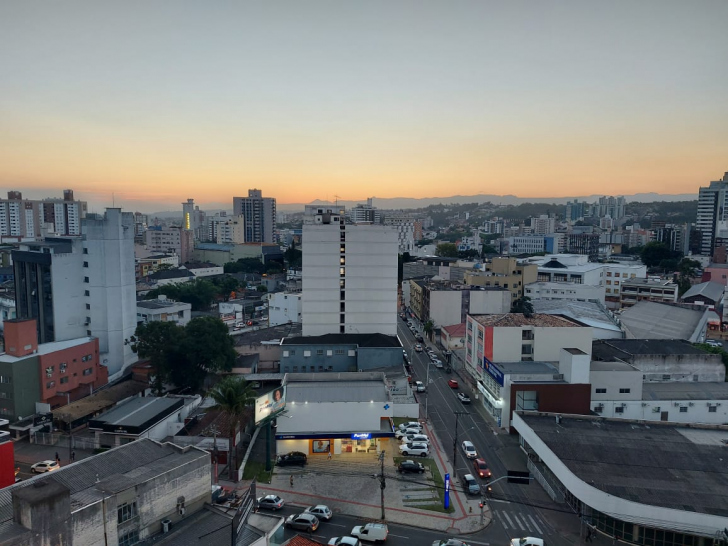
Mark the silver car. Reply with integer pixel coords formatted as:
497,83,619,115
304,504,333,521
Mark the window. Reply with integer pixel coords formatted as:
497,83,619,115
522,330,534,340
679,406,688,413
709,406,717,413
339,267,345,276
82,247,88,254
119,529,139,546
46,366,54,377
60,362,67,373
619,388,630,394
606,272,612,277
84,277,89,283
318,366,324,372
614,406,624,414
595,388,606,394
82,354,93,362
521,344,533,355
614,272,621,277
0,376,11,384
83,368,93,376
340,257,345,265
292,366,298,372
86,303,91,310
84,290,90,297
83,261,88,268
316,349,324,356
46,381,55,389
60,377,69,384
340,314,345,324
335,349,345,355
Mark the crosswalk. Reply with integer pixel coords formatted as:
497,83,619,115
492,509,548,535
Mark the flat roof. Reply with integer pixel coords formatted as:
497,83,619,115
495,361,559,375
642,382,728,401
618,302,708,340
137,299,189,310
518,413,728,518
590,361,639,372
286,380,389,403
592,339,710,360
469,313,581,328
0,336,96,363
88,396,186,434
52,380,148,422
282,333,401,348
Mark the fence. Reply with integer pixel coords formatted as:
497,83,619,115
32,431,96,451
527,458,565,503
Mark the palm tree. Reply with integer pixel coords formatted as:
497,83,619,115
207,376,257,480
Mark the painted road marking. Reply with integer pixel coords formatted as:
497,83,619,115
528,514,543,534
489,498,511,504
512,512,526,530
501,510,515,529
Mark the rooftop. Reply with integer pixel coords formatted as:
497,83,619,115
52,380,148,423
0,336,95,363
89,396,192,434
592,339,710,361
530,300,621,333
282,333,401,348
618,301,709,340
469,313,581,328
621,277,677,287
642,382,728,401
442,323,467,337
137,298,190,310
681,281,725,303
590,361,639,372
285,372,389,403
517,413,728,518
0,439,208,532
495,361,559,375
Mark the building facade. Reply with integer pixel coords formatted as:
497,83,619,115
619,278,678,308
233,189,277,243
137,296,192,327
0,190,87,241
145,226,194,264
525,282,606,303
268,292,302,326
302,207,398,336
696,172,728,256
181,198,206,241
463,257,539,302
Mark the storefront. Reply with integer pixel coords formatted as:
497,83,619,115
276,430,394,457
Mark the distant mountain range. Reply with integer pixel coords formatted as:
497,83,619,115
149,192,695,217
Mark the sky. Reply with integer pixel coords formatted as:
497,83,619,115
1,1,727,213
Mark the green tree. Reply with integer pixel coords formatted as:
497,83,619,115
677,258,701,296
224,258,267,275
144,278,218,311
511,296,534,318
131,321,186,395
435,243,458,258
284,242,302,269
458,249,480,260
207,377,257,480
256,284,268,293
640,242,673,268
482,244,498,256
184,316,237,373
423,320,434,340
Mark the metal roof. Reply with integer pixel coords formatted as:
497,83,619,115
642,382,728,401
282,333,401,348
592,338,710,360
531,300,622,332
681,281,725,303
286,381,389,403
619,302,709,340
518,414,728,518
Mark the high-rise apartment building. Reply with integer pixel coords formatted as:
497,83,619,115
145,226,194,263
233,189,276,243
12,209,137,378
302,206,398,336
0,190,87,241
595,196,626,219
530,215,556,235
182,198,206,241
383,213,420,253
697,172,728,256
216,215,246,244
348,198,381,224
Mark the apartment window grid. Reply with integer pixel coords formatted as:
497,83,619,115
118,502,138,524
119,529,139,546
708,406,717,413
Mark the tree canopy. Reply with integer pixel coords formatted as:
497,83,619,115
435,242,458,258
511,296,534,318
640,242,680,269
132,316,237,393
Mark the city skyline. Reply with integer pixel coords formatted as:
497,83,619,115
1,1,726,212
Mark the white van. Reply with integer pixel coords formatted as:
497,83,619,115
350,523,388,543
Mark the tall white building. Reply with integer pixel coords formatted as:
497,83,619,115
233,189,276,243
12,209,137,378
697,172,728,256
595,196,626,219
268,292,302,326
383,213,418,253
302,207,398,336
530,215,556,235
0,190,87,241
215,215,246,244
348,198,381,224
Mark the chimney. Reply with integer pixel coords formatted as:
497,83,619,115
4,319,38,357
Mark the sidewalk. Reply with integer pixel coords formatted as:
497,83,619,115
13,439,95,466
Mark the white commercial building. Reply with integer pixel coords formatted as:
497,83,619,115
137,295,192,327
268,292,302,326
530,215,556,235
507,236,545,255
302,207,398,337
12,208,137,378
215,214,246,244
525,281,605,303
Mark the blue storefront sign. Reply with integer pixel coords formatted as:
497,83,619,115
444,473,450,509
351,433,372,440
483,356,504,386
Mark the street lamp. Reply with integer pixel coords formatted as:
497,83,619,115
452,411,469,473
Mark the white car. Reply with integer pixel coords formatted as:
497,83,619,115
399,442,430,457
705,339,722,347
304,505,333,521
351,523,388,543
415,381,426,392
329,538,361,546
461,441,477,459
31,460,59,473
414,344,423,352
400,434,430,445
395,427,423,439
510,538,545,546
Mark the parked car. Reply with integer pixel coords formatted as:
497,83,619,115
457,392,471,404
473,458,492,479
399,442,430,457
705,339,722,347
461,441,477,459
400,434,430,445
510,538,545,546
304,505,333,521
277,451,308,466
415,381,426,392
434,359,444,368
461,473,481,495
286,513,320,532
350,523,388,543
330,538,361,546
395,427,422,439
433,540,470,546
398,421,422,431
398,460,425,473
31,460,59,473
448,379,459,388
416,334,424,342
257,495,285,510
414,344,423,352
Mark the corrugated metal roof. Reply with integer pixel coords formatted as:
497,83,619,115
619,302,708,340
287,381,389,403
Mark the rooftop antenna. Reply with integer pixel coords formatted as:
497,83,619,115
333,195,340,207
112,192,115,207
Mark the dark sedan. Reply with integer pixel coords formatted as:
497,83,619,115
276,451,308,466
398,460,426,473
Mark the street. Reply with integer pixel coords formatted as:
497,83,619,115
278,505,487,546
399,318,584,546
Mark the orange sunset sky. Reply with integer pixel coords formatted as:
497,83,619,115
1,1,726,212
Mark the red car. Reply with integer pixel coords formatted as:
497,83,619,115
473,458,492,479
447,379,459,388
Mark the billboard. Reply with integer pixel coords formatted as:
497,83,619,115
483,356,504,386
255,386,286,425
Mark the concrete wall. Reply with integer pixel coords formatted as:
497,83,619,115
590,369,644,401
594,398,728,425
0,356,40,422
281,345,401,373
268,292,301,326
392,402,420,418
489,325,593,362
631,354,725,383
470,290,510,315
277,401,392,435
429,291,462,329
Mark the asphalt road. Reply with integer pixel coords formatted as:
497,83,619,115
399,318,582,546
277,505,487,546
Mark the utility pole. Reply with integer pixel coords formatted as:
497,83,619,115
378,451,386,520
452,411,469,473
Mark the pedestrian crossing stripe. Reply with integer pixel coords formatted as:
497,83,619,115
494,510,548,534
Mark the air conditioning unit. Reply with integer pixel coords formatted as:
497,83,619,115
178,507,186,516
162,519,172,533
